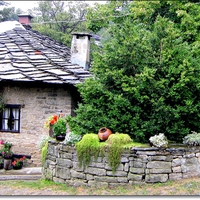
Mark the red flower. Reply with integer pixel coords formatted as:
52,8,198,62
49,115,58,125
12,156,26,167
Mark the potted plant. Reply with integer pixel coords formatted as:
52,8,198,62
12,156,26,170
1,141,13,170
1,142,13,159
44,114,67,141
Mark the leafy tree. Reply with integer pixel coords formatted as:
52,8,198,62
67,1,200,143
31,1,90,46
0,1,22,22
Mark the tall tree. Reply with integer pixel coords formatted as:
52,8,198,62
0,1,22,22
66,1,200,143
31,1,90,46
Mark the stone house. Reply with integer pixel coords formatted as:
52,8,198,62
0,14,92,167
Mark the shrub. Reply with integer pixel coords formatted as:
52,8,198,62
75,133,100,169
37,135,54,165
149,133,168,148
64,132,82,146
183,131,200,146
104,133,133,173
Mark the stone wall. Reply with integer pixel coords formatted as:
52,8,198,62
0,84,73,167
43,141,200,187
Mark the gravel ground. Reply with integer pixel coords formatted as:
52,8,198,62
0,177,200,196
0,185,71,196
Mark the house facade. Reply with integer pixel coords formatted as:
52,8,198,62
0,15,92,167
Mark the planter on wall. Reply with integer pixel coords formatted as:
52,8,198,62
56,134,66,141
98,127,112,141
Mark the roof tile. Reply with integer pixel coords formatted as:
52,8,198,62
0,21,92,85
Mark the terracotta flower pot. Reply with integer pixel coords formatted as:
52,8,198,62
98,127,112,141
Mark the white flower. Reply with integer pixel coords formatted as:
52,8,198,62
149,133,168,148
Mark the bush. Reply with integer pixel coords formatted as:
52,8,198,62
183,131,200,146
64,132,82,146
149,133,168,148
75,133,100,169
104,133,133,173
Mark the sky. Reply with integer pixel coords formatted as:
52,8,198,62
7,1,106,12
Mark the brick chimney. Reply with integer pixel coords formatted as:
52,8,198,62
18,14,33,27
71,32,92,71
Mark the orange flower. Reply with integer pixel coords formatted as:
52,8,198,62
50,115,58,125
53,115,58,121
50,119,56,125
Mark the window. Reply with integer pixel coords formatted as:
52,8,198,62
0,104,21,133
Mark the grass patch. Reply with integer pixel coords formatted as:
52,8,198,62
0,176,200,195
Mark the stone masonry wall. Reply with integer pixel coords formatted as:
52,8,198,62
43,141,200,187
0,85,72,167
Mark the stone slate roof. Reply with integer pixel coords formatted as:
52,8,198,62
0,21,92,85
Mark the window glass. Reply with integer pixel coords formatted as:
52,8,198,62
1,105,20,133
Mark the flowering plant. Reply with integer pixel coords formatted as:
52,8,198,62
0,140,4,145
1,142,13,158
12,156,26,167
44,114,67,136
149,133,168,148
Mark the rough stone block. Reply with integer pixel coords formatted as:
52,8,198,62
172,166,181,173
85,167,106,176
106,171,128,177
128,173,144,181
56,158,72,168
147,161,171,169
130,167,145,174
169,173,182,181
70,169,85,179
145,174,168,183
56,166,71,180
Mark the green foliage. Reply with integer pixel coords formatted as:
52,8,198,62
64,132,82,146
37,135,53,152
183,131,200,146
75,133,100,169
37,135,53,165
52,117,67,137
104,133,133,173
41,141,48,165
75,133,146,173
1,141,13,158
67,1,200,143
31,1,89,45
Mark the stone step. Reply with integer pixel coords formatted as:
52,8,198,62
0,175,42,180
0,167,42,181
